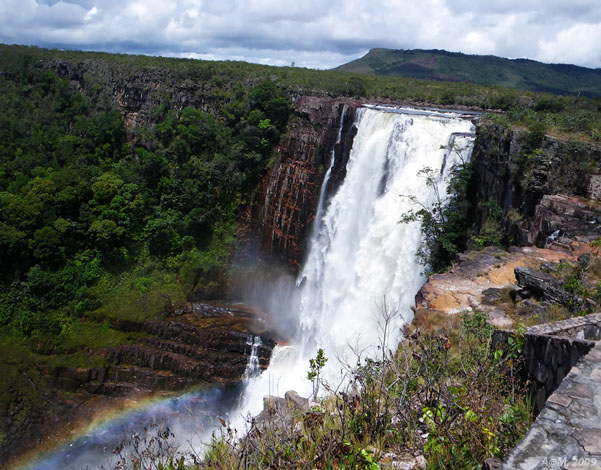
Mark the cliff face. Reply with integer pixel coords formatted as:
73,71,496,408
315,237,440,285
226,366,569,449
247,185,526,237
238,97,359,271
45,58,231,128
472,122,601,245
417,123,601,331
14,55,601,470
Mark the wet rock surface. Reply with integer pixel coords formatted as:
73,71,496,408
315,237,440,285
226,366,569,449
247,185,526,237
48,302,276,395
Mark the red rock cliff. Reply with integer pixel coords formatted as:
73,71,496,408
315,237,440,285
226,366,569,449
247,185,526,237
237,96,359,272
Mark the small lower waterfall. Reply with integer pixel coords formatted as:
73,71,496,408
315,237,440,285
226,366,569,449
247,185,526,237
242,335,263,380
236,105,475,420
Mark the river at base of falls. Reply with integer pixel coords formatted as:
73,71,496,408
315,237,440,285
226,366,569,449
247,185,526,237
21,106,475,470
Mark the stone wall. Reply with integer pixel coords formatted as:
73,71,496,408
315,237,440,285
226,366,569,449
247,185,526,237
529,312,601,341
494,314,601,414
502,344,601,469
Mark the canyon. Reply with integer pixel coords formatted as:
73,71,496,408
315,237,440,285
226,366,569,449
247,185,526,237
4,54,601,468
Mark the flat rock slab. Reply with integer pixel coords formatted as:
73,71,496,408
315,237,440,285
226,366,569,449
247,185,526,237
570,401,597,419
415,243,593,318
586,348,601,362
547,393,572,408
591,369,601,382
567,383,594,400
574,430,601,455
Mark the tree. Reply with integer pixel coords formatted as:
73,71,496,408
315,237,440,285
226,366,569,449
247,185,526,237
307,348,328,400
399,142,474,273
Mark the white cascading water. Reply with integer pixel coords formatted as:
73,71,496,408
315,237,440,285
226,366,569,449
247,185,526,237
235,106,475,422
242,335,263,380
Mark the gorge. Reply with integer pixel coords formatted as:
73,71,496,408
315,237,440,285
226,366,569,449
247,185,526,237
3,46,601,469
24,103,477,470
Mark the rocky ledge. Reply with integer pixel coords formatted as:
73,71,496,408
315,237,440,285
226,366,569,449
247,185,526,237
48,302,276,396
415,242,592,328
415,193,601,329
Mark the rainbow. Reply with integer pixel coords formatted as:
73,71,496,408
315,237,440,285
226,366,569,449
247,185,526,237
11,385,241,470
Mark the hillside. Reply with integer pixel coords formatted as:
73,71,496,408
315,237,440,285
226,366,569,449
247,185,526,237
336,48,601,97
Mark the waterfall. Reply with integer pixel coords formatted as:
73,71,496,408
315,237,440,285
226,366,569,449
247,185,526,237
313,104,347,227
236,105,475,420
242,335,263,381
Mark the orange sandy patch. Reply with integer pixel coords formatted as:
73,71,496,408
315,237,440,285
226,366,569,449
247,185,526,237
419,242,593,315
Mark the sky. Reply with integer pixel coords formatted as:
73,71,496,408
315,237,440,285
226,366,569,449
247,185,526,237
1,0,601,70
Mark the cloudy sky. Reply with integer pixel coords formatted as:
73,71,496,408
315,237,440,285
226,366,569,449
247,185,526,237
1,0,601,69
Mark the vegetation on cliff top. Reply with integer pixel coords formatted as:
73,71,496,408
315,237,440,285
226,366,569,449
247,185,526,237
2,44,601,144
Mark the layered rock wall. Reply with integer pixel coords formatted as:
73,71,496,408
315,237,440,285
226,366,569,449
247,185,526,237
45,307,275,397
472,122,601,245
237,97,359,271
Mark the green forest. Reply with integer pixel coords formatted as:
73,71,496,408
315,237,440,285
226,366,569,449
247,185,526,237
0,47,292,361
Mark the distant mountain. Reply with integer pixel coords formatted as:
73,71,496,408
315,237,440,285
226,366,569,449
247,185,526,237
335,48,601,97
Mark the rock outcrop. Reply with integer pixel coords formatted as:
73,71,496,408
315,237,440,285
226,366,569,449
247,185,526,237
525,194,601,245
1,302,275,466
514,266,581,308
237,97,359,271
46,303,275,397
472,122,601,246
499,324,601,469
415,241,595,328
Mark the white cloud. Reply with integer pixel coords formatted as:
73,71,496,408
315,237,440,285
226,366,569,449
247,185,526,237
83,6,97,22
0,0,600,69
539,23,601,66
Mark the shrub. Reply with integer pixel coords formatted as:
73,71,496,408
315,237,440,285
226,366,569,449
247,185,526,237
399,142,476,273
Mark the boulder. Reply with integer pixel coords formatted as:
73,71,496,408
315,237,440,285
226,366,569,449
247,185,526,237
514,266,580,307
